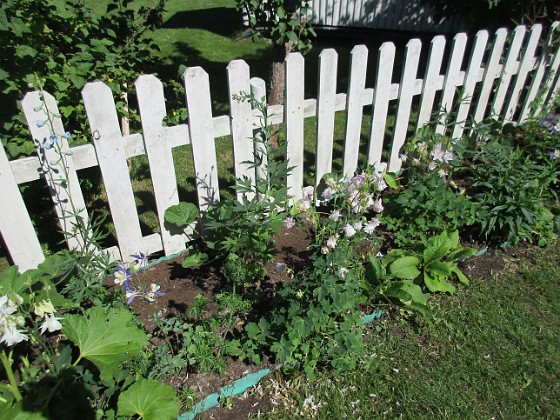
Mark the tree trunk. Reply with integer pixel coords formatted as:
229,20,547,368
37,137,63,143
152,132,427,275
268,42,292,148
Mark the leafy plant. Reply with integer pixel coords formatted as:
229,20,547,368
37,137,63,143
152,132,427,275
367,231,476,318
117,379,180,420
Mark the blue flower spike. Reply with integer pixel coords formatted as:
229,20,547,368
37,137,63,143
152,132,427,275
36,120,45,128
63,132,72,140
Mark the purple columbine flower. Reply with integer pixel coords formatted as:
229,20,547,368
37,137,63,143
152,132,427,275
131,252,153,268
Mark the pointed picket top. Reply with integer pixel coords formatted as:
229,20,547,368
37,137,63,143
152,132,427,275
452,30,490,139
388,38,422,173
0,141,44,271
227,59,256,201
343,44,368,178
369,41,395,170
436,32,468,135
136,74,185,255
285,52,306,200
416,35,446,132
521,23,560,119
184,66,220,212
82,81,145,260
504,24,543,122
250,77,268,186
492,25,527,117
473,28,509,123
316,48,338,189
21,90,89,252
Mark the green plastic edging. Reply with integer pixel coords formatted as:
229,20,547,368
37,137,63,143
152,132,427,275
177,309,385,419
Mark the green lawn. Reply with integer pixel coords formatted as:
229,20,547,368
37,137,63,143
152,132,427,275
257,243,560,418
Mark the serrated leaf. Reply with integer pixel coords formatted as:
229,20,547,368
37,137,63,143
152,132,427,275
118,379,179,420
164,202,200,228
390,256,421,280
62,307,147,381
182,252,208,268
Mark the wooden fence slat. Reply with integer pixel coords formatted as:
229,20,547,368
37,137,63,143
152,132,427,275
285,53,306,200
343,45,368,178
535,26,560,114
520,24,559,119
473,28,509,123
451,30,489,139
492,26,527,117
21,91,89,251
82,81,146,260
436,33,468,135
504,24,543,122
249,77,268,186
0,142,44,271
316,48,338,188
135,75,186,255
388,38,422,172
184,67,220,212
416,35,446,131
368,42,396,171
227,60,256,201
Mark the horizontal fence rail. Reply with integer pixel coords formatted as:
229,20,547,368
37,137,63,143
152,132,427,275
1,23,559,271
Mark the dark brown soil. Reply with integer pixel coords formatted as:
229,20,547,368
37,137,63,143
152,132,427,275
116,226,527,419
120,226,310,419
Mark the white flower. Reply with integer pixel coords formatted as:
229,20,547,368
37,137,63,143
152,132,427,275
364,217,380,234
321,187,335,200
372,198,384,213
377,178,388,191
353,221,363,231
0,295,17,318
329,210,341,221
1,323,28,346
326,234,339,249
302,186,314,200
339,267,348,278
321,246,329,254
344,224,356,237
145,283,163,302
39,314,63,334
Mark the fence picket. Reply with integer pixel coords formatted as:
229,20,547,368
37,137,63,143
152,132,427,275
285,53,306,200
0,142,44,271
250,77,268,185
520,24,559,119
135,75,186,255
343,45,369,178
368,42,395,170
3,23,560,271
184,67,221,212
316,49,338,188
436,33,467,135
228,60,256,201
504,24,543,122
473,28,508,123
492,26,527,117
388,39,422,172
416,35,446,131
21,91,89,252
82,82,148,260
451,30,489,139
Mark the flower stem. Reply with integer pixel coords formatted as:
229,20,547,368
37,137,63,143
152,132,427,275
1,349,22,401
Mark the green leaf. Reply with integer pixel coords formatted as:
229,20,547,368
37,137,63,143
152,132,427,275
0,400,48,419
164,202,200,228
118,379,179,420
383,172,399,189
424,272,455,294
389,256,421,280
181,252,208,268
447,247,477,262
450,265,470,285
425,260,452,278
423,231,452,264
62,307,147,381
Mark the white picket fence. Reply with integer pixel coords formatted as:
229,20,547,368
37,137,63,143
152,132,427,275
310,0,464,33
1,23,560,271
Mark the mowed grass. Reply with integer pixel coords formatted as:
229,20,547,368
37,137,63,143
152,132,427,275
258,243,560,419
